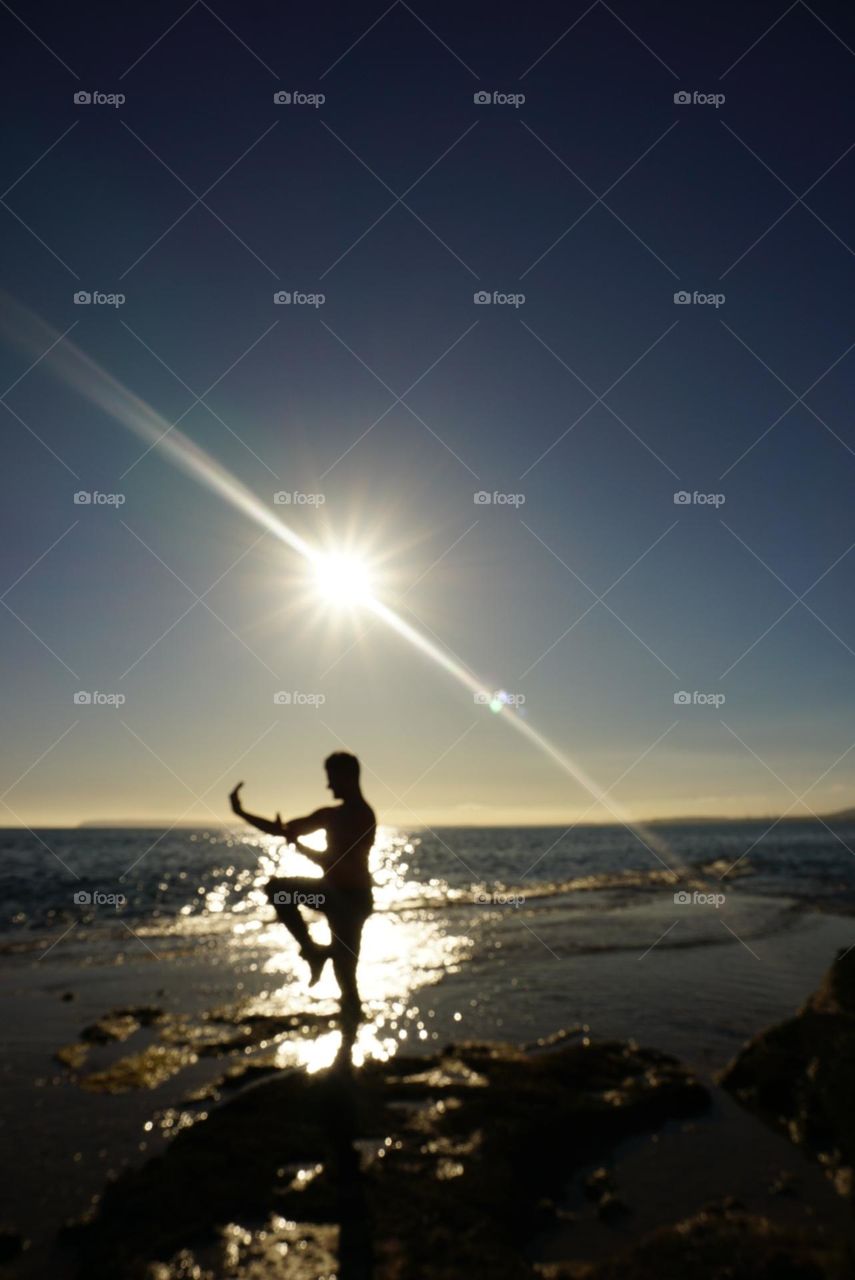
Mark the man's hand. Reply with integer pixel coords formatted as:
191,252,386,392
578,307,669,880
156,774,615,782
229,781,245,816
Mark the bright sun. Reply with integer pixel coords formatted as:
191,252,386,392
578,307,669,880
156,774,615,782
313,552,374,606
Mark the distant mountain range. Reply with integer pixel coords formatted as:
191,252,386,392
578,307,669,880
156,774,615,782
74,808,855,829
78,819,234,828
647,807,855,825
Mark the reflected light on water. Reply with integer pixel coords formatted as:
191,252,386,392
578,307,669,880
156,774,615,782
205,828,474,1070
273,1021,402,1074
261,827,471,1010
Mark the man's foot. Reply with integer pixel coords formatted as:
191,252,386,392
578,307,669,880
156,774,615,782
304,945,329,987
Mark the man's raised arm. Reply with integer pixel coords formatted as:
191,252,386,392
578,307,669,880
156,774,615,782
228,782,285,838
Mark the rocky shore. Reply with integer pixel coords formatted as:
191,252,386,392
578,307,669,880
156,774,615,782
13,946,851,1278
65,1033,709,1279
62,1039,849,1274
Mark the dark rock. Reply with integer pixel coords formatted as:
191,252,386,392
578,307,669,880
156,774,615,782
536,1207,848,1279
596,1192,629,1222
0,1228,26,1262
770,1170,800,1197
721,947,855,1200
80,1006,164,1044
66,1037,708,1279
584,1167,615,1201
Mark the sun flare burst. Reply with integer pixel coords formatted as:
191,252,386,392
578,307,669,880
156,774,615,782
312,551,375,607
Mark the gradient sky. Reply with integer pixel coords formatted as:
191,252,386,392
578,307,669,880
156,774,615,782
2,0,855,827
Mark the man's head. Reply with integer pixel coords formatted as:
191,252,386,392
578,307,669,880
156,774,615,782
325,751,361,799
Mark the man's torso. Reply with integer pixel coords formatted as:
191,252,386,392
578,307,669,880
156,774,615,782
323,800,375,891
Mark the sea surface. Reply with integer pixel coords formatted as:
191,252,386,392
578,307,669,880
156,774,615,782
6,817,855,927
4,818,855,1027
4,815,855,1085
2,820,855,1275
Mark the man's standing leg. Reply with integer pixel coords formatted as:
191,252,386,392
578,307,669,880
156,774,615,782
327,892,371,1033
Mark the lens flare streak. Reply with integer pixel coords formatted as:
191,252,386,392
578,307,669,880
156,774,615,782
1,297,677,871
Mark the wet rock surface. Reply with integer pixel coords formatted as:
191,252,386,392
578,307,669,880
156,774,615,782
52,1003,336,1095
536,1205,848,1279
53,947,855,1280
66,1038,708,1279
721,946,855,1200
0,1228,28,1264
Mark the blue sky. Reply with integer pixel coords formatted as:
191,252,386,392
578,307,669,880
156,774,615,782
2,0,855,826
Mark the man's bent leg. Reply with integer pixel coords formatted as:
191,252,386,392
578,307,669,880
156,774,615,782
266,877,328,981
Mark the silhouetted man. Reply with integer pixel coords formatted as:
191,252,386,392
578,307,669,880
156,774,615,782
229,752,375,1031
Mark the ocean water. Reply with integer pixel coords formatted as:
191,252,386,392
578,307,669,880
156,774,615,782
3,818,855,1068
5,818,855,933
